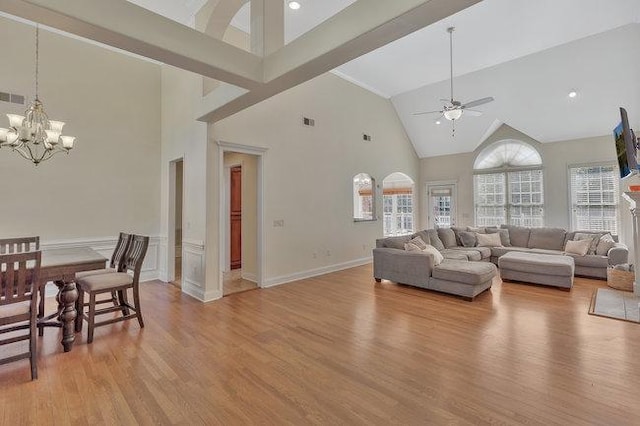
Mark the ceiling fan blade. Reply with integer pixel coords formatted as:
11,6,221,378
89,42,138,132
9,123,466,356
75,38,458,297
464,109,483,117
412,110,442,116
462,97,494,109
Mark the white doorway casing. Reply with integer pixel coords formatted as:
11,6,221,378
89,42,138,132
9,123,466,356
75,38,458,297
217,141,267,290
167,157,184,282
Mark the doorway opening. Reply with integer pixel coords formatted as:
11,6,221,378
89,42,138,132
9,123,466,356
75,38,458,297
168,158,184,287
223,151,259,296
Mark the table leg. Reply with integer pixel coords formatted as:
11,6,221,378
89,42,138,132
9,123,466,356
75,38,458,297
55,280,78,352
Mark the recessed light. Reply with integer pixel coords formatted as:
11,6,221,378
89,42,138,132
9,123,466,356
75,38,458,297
435,120,441,125
288,1,301,10
568,91,577,98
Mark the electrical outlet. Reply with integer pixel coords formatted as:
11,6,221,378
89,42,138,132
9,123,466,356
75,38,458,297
362,244,367,251
312,252,317,259
273,219,284,227
326,250,331,257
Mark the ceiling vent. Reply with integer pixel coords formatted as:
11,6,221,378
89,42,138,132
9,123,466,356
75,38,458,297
302,116,315,127
0,91,25,105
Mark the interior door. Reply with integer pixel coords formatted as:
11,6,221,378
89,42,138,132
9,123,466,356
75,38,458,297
427,184,456,228
230,166,242,270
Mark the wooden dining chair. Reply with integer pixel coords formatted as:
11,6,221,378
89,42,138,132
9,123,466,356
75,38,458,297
73,233,133,319
0,237,39,254
75,235,149,343
0,251,41,380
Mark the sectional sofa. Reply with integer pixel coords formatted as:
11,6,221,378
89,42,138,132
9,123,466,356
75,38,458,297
373,225,628,299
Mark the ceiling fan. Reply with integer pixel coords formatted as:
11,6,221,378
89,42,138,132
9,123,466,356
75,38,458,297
413,27,494,134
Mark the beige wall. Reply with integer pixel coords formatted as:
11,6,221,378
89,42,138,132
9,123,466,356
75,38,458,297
419,125,619,233
224,152,258,278
211,72,419,282
0,17,161,241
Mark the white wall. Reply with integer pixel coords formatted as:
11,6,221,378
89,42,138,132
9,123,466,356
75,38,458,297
160,65,209,299
210,73,419,286
0,17,162,277
420,125,621,234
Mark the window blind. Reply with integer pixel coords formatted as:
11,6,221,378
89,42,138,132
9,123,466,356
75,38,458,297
569,165,619,234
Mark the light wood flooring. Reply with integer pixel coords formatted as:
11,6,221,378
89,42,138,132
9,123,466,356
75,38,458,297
223,269,258,296
1,264,640,424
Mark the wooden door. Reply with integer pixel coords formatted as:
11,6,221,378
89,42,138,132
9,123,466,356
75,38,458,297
230,166,242,270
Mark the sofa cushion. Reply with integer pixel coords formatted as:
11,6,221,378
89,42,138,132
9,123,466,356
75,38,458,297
528,248,564,256
409,236,428,250
485,228,511,246
382,235,411,250
498,252,574,276
432,260,497,286
528,227,566,250
574,232,604,255
566,253,609,268
476,233,503,247
501,225,531,248
411,230,431,246
565,239,590,256
596,233,616,256
441,248,481,261
437,228,458,249
451,226,468,245
427,229,445,251
448,246,491,259
404,242,422,252
440,250,469,261
490,246,532,258
459,231,477,247
423,244,444,265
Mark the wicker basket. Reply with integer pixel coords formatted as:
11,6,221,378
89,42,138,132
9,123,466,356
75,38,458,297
607,267,635,292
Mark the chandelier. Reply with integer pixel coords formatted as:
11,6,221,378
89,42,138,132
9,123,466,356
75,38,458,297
0,25,75,165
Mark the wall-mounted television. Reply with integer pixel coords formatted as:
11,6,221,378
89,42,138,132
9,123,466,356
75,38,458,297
614,107,637,179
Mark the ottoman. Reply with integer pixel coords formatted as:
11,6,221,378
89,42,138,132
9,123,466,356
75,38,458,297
428,260,497,301
498,252,575,289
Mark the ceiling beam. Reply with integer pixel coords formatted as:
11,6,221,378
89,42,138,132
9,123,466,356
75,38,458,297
0,0,264,90
198,0,482,122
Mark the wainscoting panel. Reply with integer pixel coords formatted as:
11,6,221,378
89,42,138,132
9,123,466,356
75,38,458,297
41,236,164,297
181,239,209,301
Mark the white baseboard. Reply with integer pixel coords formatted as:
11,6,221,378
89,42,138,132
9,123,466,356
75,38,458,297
181,281,222,303
241,271,257,283
263,257,372,288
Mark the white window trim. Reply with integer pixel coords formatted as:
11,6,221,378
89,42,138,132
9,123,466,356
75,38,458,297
567,161,620,234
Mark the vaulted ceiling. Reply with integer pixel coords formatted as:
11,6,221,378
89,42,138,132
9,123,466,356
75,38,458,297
5,0,640,159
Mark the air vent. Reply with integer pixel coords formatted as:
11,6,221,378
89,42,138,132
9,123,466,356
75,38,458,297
0,91,25,105
302,116,315,127
363,134,372,142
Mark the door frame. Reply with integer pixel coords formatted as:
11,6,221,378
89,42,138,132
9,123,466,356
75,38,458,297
425,180,458,228
217,141,267,288
167,157,184,282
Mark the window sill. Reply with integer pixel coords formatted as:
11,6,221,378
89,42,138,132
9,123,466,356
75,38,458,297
354,218,377,223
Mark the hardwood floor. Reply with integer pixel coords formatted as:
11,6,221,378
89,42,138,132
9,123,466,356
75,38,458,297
2,264,640,425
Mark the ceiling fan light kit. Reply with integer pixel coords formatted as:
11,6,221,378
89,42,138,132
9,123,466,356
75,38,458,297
413,26,495,135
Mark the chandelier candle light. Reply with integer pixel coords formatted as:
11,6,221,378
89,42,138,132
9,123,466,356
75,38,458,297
0,25,75,165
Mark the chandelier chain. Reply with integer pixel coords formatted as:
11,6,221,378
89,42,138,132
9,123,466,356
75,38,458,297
35,24,39,100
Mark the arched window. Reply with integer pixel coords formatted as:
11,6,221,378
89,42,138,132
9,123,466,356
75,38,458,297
382,172,414,236
473,140,544,227
353,173,376,221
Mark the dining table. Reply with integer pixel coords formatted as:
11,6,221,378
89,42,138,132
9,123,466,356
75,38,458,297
38,247,107,352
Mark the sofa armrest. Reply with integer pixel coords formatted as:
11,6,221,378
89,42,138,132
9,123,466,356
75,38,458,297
608,243,628,266
373,247,433,286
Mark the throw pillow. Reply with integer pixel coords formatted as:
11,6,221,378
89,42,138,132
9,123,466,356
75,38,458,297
422,244,444,265
467,226,486,233
565,239,590,256
404,242,422,252
476,232,503,247
459,231,477,247
409,236,428,250
486,228,511,246
596,233,616,256
573,232,601,255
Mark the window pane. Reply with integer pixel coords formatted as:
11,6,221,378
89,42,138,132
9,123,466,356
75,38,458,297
569,165,619,234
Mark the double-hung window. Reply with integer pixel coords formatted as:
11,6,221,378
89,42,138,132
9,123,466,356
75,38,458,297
569,164,619,234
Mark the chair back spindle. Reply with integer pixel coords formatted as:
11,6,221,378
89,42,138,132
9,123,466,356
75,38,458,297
123,235,149,281
1,252,41,305
111,233,132,271
0,237,40,255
